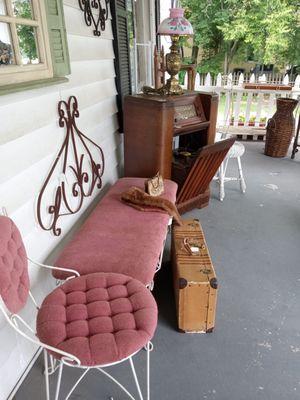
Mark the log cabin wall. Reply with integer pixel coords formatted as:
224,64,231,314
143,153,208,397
0,1,122,398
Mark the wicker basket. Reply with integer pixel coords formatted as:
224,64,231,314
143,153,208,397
265,98,298,158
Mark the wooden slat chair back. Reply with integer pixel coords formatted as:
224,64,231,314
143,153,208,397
154,45,166,89
176,138,235,213
180,45,199,91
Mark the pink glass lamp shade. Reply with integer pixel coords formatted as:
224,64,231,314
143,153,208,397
141,6,193,95
157,8,193,36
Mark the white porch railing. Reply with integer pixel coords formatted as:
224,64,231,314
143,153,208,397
183,71,300,88
182,72,300,127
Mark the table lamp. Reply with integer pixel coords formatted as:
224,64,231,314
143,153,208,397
143,5,193,96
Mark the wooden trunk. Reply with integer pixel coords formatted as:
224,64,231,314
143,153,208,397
172,219,218,333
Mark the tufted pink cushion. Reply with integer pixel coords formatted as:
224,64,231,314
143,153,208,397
54,177,178,284
36,272,157,366
0,216,29,313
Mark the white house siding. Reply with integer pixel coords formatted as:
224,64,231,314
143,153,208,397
0,2,121,399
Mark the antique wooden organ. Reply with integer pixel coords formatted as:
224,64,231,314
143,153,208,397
124,92,234,213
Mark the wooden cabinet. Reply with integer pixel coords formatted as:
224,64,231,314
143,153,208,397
124,92,218,179
124,91,234,212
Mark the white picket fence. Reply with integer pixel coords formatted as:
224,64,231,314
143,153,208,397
189,72,300,88
183,72,300,127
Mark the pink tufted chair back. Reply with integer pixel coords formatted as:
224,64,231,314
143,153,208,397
0,216,30,313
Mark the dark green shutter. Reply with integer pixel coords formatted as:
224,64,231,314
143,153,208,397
45,0,71,77
110,0,132,132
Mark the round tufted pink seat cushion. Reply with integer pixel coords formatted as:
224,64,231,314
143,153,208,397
36,272,158,366
0,216,29,313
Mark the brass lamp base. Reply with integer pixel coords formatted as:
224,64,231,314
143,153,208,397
143,35,183,96
165,76,183,95
142,80,183,96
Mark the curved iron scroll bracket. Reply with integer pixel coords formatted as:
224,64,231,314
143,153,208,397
78,0,110,37
37,96,105,236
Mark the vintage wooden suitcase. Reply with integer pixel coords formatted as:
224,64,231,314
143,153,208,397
172,219,218,333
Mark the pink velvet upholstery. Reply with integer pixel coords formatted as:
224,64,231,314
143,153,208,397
54,178,177,284
0,216,29,313
36,272,157,366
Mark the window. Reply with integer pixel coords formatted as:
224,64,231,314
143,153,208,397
0,0,70,90
110,0,159,131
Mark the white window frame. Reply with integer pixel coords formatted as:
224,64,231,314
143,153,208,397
0,0,53,86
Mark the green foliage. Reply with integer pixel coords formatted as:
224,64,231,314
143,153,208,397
178,70,186,84
182,0,300,73
14,1,38,62
197,51,226,74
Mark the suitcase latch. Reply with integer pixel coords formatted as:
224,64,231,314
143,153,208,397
183,238,205,255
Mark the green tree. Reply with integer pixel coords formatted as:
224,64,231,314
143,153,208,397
14,0,38,63
182,0,300,74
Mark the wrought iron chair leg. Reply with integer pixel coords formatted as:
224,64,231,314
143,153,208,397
65,368,90,400
147,342,150,400
97,366,136,400
45,354,58,375
50,355,55,374
54,362,64,400
44,350,50,400
129,357,144,400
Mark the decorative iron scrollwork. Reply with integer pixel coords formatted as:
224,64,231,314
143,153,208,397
78,0,110,37
37,96,105,236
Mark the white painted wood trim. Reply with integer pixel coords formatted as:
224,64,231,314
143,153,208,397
0,0,53,85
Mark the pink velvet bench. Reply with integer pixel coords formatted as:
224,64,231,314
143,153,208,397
54,177,178,286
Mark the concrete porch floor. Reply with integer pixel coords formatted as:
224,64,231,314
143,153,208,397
14,142,300,400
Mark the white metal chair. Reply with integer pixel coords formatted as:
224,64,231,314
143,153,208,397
214,132,247,201
0,212,157,400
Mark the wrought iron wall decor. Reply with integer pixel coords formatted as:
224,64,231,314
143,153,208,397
78,0,110,36
37,96,105,236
